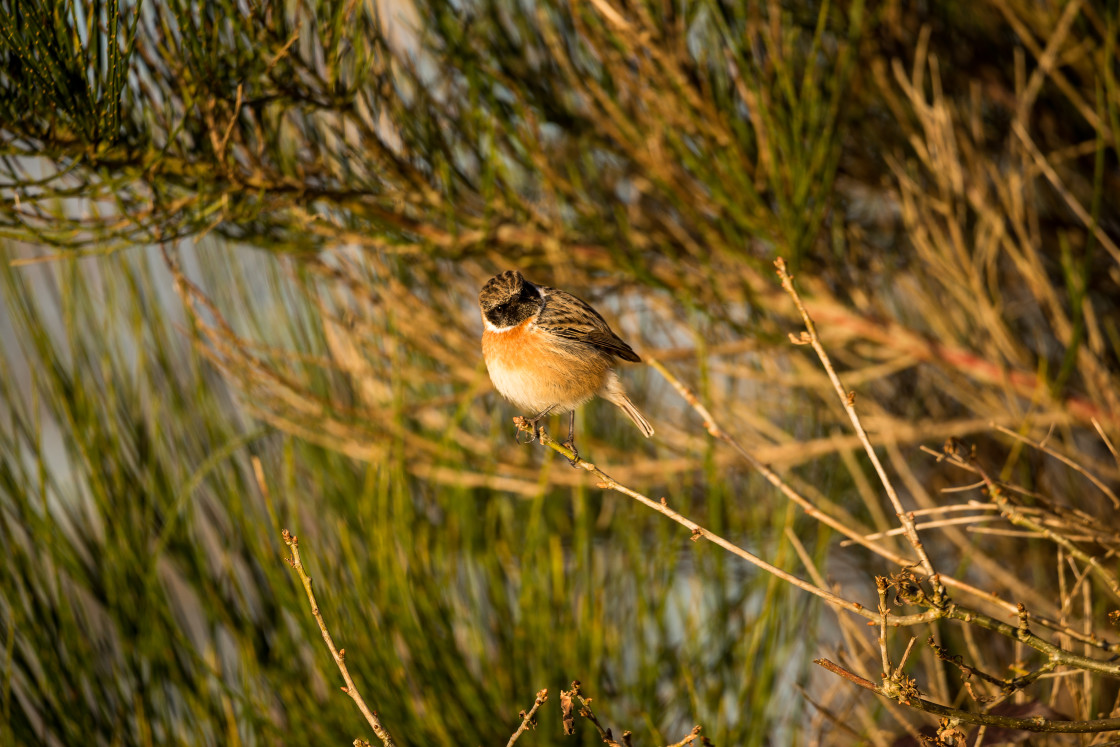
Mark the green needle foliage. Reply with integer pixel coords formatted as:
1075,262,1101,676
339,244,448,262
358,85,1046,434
2,0,1120,745
1,0,134,145
0,250,811,745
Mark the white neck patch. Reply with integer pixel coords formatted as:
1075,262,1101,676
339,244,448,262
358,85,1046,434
482,281,544,333
483,315,510,333
483,308,540,333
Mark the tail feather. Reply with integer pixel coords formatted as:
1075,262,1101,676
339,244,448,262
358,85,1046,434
614,393,654,437
601,370,654,437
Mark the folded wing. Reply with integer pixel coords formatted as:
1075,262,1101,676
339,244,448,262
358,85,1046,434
536,288,642,362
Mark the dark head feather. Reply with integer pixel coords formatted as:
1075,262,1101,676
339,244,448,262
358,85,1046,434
480,270,543,328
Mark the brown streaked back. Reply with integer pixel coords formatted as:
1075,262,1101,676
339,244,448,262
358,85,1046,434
536,287,641,362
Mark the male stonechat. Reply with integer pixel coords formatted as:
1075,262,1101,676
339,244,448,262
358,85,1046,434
480,270,653,463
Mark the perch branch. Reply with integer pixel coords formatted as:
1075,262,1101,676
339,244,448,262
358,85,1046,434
517,417,937,627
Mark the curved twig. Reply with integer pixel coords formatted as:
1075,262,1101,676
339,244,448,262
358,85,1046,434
649,348,1120,655
281,529,396,747
816,658,1120,733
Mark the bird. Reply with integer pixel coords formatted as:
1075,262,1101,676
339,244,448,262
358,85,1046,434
479,270,653,464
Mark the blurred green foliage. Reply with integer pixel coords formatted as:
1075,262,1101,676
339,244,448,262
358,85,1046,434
0,249,825,745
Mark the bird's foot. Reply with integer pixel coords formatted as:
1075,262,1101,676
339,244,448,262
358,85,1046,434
513,416,545,444
514,406,557,445
561,438,581,467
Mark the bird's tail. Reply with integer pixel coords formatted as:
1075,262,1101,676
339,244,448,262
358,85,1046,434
602,373,654,438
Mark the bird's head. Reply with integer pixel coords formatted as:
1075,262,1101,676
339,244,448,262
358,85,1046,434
479,270,544,330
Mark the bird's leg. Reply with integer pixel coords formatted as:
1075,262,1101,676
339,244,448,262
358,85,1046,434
517,404,556,444
561,410,580,466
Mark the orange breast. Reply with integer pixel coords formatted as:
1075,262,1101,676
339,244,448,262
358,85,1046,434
481,316,538,368
481,314,610,413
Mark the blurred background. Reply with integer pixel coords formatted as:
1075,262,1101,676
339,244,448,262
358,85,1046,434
2,0,1119,744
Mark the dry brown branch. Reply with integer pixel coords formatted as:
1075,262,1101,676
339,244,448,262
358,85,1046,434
841,514,1004,546
506,689,548,747
280,528,396,746
515,417,938,628
561,681,624,746
923,445,1120,602
648,357,1119,653
815,658,1120,733
993,424,1120,509
664,725,705,747
774,257,939,581
1092,418,1120,468
528,419,1120,675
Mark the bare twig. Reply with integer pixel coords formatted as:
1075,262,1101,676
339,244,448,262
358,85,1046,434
561,681,624,746
929,446,1120,602
993,424,1120,509
645,359,1120,670
280,528,396,747
877,577,892,678
648,357,1118,653
665,725,705,747
516,418,939,627
775,257,938,580
506,689,548,747
815,658,1120,733
840,514,1004,546
1092,418,1120,468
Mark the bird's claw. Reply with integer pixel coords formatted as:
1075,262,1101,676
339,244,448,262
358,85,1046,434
561,439,580,467
514,413,578,466
513,416,544,445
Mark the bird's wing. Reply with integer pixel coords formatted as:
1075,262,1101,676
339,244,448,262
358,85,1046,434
536,287,641,362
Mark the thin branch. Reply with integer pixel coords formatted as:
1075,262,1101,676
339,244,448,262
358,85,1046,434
506,689,548,747
815,658,1120,733
649,358,1111,649
517,417,939,627
1092,418,1120,468
840,514,1003,546
938,601,1120,678
562,681,624,746
645,359,1120,657
665,725,705,747
280,529,396,747
993,424,1120,509
929,447,1120,602
775,257,938,580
